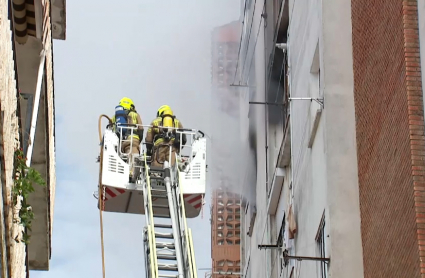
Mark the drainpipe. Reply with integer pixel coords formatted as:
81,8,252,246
26,49,46,167
286,30,296,271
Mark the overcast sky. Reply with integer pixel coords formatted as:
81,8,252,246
30,1,240,277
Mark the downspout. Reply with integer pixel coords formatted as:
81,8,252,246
25,49,46,167
286,23,296,272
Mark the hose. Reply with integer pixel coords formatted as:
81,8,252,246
97,114,111,278
98,114,112,142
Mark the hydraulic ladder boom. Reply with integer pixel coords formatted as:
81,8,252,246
97,123,206,278
142,146,198,278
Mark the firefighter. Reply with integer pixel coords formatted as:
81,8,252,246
146,105,186,168
112,97,144,181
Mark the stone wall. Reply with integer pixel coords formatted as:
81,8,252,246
0,2,26,278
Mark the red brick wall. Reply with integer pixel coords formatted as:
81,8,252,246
351,0,423,277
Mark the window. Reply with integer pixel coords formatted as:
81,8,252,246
227,231,234,238
218,208,224,214
218,260,225,267
226,223,233,229
218,239,224,245
315,211,328,278
218,224,224,230
227,215,234,222
218,215,224,222
226,239,233,245
226,207,233,214
217,231,223,238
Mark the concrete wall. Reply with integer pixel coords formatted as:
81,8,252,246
45,18,56,254
321,0,364,276
0,2,26,277
240,0,364,277
241,0,268,277
285,0,331,277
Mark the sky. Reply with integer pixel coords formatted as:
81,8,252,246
30,1,240,277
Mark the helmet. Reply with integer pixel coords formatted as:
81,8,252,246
162,108,173,116
157,105,171,117
119,97,135,110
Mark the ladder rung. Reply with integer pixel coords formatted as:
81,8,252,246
149,167,165,172
153,204,169,209
153,214,171,219
158,263,178,271
157,254,177,260
156,242,175,249
154,224,173,229
152,194,167,199
158,275,178,278
155,232,173,239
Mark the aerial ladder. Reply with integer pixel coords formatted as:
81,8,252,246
95,116,207,278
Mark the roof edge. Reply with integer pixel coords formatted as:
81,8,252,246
51,0,66,40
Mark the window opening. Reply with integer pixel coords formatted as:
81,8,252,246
315,211,328,278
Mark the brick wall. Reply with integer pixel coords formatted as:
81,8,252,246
351,0,423,277
210,189,241,277
0,2,26,277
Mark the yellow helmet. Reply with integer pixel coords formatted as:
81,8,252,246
157,105,171,117
163,108,173,116
119,97,134,110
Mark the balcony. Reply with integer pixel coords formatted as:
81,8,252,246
11,0,67,270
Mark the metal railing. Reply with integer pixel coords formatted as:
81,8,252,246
109,123,204,158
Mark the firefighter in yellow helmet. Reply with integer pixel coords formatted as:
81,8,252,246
112,97,144,181
146,105,186,168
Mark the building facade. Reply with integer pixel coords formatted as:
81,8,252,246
236,0,425,277
0,0,65,276
210,21,242,278
210,189,241,277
